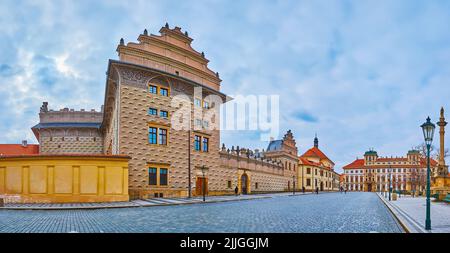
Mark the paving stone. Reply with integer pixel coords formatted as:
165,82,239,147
0,192,402,233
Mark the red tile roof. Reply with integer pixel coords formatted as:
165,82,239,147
0,144,39,156
299,157,322,167
301,147,334,164
343,159,365,169
0,154,131,159
343,157,438,169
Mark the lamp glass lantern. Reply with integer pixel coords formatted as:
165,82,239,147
421,117,435,147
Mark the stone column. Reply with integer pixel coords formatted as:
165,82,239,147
437,107,448,176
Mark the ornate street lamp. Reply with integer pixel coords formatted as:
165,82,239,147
201,165,207,202
421,116,435,231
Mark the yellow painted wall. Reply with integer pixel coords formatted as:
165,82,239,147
0,155,129,203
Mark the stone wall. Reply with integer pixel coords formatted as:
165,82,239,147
0,155,129,203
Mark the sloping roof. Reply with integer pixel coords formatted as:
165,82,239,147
343,159,365,169
267,140,282,151
301,147,334,164
299,157,321,167
32,123,101,129
343,157,438,169
0,144,39,156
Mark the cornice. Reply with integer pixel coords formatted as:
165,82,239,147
138,34,209,64
117,45,221,84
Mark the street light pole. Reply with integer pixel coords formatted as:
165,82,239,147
421,116,435,231
201,165,207,202
426,144,431,229
293,175,295,195
389,164,392,201
188,129,191,198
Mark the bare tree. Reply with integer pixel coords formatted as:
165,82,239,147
413,143,436,157
435,148,449,162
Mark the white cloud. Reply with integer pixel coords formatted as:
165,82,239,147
0,0,449,171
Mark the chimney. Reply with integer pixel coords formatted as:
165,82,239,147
22,140,28,147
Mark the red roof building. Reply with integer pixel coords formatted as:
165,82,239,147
0,143,39,156
298,135,339,191
342,149,438,192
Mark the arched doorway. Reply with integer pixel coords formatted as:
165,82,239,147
241,173,249,194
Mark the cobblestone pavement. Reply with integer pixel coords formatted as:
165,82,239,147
0,192,403,233
2,192,294,210
379,193,450,233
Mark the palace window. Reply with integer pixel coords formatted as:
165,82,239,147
159,128,167,145
306,179,311,186
227,181,232,189
202,137,209,152
160,110,168,118
149,85,157,94
160,88,169,97
160,168,168,186
149,167,157,185
203,101,210,109
255,182,259,189
203,121,209,128
148,127,157,144
195,119,202,127
307,167,311,174
148,108,157,115
194,135,201,151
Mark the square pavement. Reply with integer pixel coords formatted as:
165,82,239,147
378,193,450,233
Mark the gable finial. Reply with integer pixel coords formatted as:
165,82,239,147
165,22,169,28
143,29,148,35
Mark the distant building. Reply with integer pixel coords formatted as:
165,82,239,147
343,150,437,192
298,135,340,191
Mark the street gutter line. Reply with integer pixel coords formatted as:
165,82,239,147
376,193,426,233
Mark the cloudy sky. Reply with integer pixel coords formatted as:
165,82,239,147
1,0,449,172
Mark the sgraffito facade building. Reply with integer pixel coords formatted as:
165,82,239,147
1,25,338,203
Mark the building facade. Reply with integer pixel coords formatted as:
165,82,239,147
343,150,437,193
2,25,316,202
298,136,339,192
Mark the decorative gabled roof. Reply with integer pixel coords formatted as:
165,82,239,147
0,144,39,156
301,147,334,165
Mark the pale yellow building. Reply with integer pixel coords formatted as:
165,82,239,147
298,136,339,192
